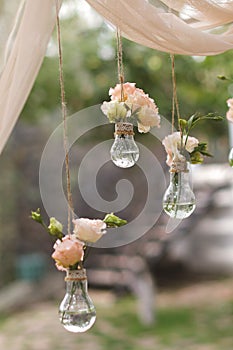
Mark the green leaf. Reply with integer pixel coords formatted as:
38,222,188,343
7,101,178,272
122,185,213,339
200,150,213,157
190,153,204,164
192,143,213,158
188,113,223,131
186,113,197,131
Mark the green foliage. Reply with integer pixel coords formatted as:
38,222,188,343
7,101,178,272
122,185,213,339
30,209,63,240
178,113,224,164
185,113,223,134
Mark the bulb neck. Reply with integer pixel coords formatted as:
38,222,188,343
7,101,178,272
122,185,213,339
170,158,189,173
115,122,134,137
65,269,87,282
65,269,88,294
169,169,193,193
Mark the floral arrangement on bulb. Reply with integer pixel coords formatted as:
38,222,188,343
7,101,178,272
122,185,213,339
162,113,223,219
101,82,160,132
101,82,160,168
31,209,126,269
31,209,127,333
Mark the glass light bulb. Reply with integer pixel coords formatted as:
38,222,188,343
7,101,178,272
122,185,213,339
59,269,96,333
110,122,139,168
229,147,233,167
163,170,196,219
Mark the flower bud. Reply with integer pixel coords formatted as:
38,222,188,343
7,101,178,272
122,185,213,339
103,213,127,227
31,209,43,224
48,217,63,239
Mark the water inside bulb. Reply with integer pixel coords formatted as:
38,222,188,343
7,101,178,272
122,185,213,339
59,269,96,333
110,122,139,168
228,147,233,167
163,170,196,219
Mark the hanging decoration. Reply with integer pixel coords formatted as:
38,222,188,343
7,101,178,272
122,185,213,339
31,209,127,332
26,0,225,333
101,82,160,168
162,127,203,219
30,2,127,334
101,29,160,168
162,55,223,219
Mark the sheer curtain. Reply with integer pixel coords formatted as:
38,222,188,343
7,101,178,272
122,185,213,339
0,0,233,154
86,0,233,55
0,0,62,154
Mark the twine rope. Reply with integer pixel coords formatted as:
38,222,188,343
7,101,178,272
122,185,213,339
170,53,181,133
65,269,87,281
170,158,188,173
55,1,74,235
169,53,188,172
116,28,125,102
115,122,134,136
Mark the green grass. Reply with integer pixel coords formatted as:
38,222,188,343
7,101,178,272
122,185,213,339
0,313,8,326
0,294,232,350
90,297,233,350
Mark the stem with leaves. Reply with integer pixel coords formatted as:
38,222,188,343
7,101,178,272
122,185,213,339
178,113,223,164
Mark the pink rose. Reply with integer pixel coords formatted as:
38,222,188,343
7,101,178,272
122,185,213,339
126,89,152,108
137,105,160,133
73,218,107,243
227,98,233,109
162,132,181,155
185,135,199,153
165,152,173,167
162,132,199,166
109,82,136,101
52,236,84,269
226,98,233,123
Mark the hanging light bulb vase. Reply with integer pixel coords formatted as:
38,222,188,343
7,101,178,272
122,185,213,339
228,147,233,167
110,122,139,168
59,268,96,333
163,159,196,219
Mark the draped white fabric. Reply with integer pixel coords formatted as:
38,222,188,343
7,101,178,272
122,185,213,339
1,0,233,154
86,0,233,55
0,0,62,154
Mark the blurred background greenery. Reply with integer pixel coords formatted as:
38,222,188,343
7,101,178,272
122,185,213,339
0,1,233,349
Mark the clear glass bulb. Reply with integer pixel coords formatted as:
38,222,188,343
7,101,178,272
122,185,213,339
229,147,233,167
59,269,96,333
110,122,139,168
163,170,196,219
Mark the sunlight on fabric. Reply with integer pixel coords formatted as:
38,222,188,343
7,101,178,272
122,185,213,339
0,0,24,73
86,0,233,55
